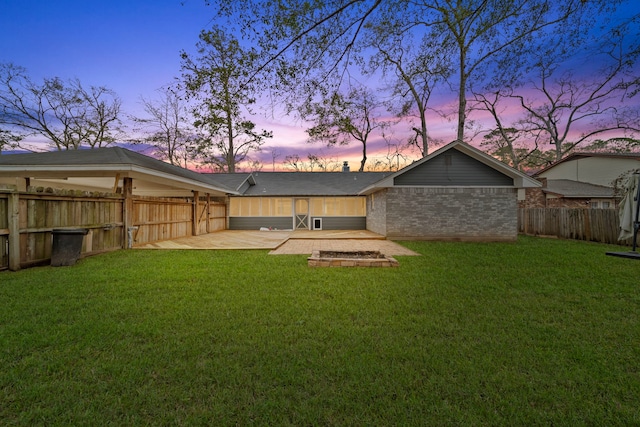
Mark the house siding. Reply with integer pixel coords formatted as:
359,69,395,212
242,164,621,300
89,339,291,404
394,150,514,186
382,187,518,241
312,217,366,230
538,157,640,187
229,217,292,230
229,216,366,230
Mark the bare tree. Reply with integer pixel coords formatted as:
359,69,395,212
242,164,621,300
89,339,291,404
367,17,453,156
0,127,21,153
181,27,272,173
206,0,606,144
304,85,390,171
473,91,545,170
505,20,639,162
283,154,303,171
282,152,341,172
0,63,124,150
133,86,195,168
371,133,413,172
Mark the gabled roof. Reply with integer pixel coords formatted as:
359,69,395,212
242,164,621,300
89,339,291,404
359,140,541,195
0,147,238,196
209,171,392,196
543,179,615,199
533,151,640,177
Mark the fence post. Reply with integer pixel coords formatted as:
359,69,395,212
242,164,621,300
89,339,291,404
192,191,200,236
8,192,20,271
584,208,591,241
206,193,211,234
123,178,134,249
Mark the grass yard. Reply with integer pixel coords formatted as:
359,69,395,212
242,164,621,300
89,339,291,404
1,235,639,425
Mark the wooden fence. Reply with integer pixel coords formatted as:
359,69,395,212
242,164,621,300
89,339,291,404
518,208,630,246
131,195,226,246
0,189,125,271
1,188,227,271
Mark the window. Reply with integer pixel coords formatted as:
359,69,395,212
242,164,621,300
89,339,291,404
230,196,365,216
591,200,613,209
268,198,292,216
310,198,324,216
229,197,293,216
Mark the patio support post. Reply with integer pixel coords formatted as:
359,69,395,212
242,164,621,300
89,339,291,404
206,193,211,234
192,191,200,236
122,177,134,249
8,191,20,271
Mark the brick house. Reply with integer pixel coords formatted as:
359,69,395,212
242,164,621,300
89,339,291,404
0,140,540,242
358,140,540,241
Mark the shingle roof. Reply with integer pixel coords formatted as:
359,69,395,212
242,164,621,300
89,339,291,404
210,171,392,196
544,179,614,198
533,152,640,177
201,173,253,192
0,147,237,194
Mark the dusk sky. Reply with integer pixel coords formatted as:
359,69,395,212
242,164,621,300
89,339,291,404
0,0,363,168
1,0,639,170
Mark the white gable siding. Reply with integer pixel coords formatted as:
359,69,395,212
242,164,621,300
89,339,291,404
538,157,640,187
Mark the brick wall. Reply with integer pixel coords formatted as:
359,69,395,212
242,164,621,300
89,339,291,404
519,187,589,208
366,190,387,235
380,187,518,241
520,187,547,208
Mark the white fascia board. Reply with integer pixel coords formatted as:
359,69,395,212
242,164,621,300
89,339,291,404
0,164,238,195
127,165,238,195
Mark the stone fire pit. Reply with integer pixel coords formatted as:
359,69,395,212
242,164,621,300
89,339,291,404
308,250,399,267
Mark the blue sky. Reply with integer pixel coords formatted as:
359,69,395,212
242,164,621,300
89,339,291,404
1,0,327,167
1,0,212,115
1,1,639,170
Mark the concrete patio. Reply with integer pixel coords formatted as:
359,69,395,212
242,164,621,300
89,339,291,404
135,230,419,256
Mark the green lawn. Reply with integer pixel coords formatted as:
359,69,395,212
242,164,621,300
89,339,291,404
1,236,639,425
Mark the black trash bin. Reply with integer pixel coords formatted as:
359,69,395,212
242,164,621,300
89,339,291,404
51,229,89,267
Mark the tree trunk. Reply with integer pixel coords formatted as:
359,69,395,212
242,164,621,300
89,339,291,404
226,112,235,173
457,65,467,142
359,141,367,172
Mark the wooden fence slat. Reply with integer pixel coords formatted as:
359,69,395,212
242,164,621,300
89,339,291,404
1,189,227,270
518,208,629,246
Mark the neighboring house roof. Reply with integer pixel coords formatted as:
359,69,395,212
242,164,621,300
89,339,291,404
0,147,238,196
534,152,640,177
212,171,392,196
532,151,640,188
359,140,541,195
533,152,640,177
543,179,615,199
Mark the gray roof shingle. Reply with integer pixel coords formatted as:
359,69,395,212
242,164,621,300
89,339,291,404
207,171,392,196
0,147,237,193
544,179,614,198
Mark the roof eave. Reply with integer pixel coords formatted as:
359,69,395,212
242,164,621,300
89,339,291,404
0,164,238,195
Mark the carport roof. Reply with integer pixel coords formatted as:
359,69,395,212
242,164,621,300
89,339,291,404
0,147,238,196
